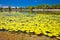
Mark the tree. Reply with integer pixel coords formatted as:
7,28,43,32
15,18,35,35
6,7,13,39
27,6,33,12
56,4,60,9
0,7,3,12
15,7,17,12
8,6,11,12
36,4,49,9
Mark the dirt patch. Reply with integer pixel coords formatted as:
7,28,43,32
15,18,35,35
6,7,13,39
0,31,58,40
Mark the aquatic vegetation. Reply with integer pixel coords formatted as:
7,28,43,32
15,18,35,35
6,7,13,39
0,12,60,38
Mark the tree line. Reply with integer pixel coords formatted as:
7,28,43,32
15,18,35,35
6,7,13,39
27,4,60,9
0,4,60,12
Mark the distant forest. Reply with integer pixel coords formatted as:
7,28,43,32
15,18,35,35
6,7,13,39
0,4,60,12
26,4,60,9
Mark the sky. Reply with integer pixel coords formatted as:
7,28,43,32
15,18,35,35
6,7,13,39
0,0,60,7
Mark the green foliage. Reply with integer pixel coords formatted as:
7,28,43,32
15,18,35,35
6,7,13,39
8,6,11,12
0,7,3,12
34,4,60,9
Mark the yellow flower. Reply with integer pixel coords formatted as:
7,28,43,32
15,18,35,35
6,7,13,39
47,33,52,37
34,29,41,35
